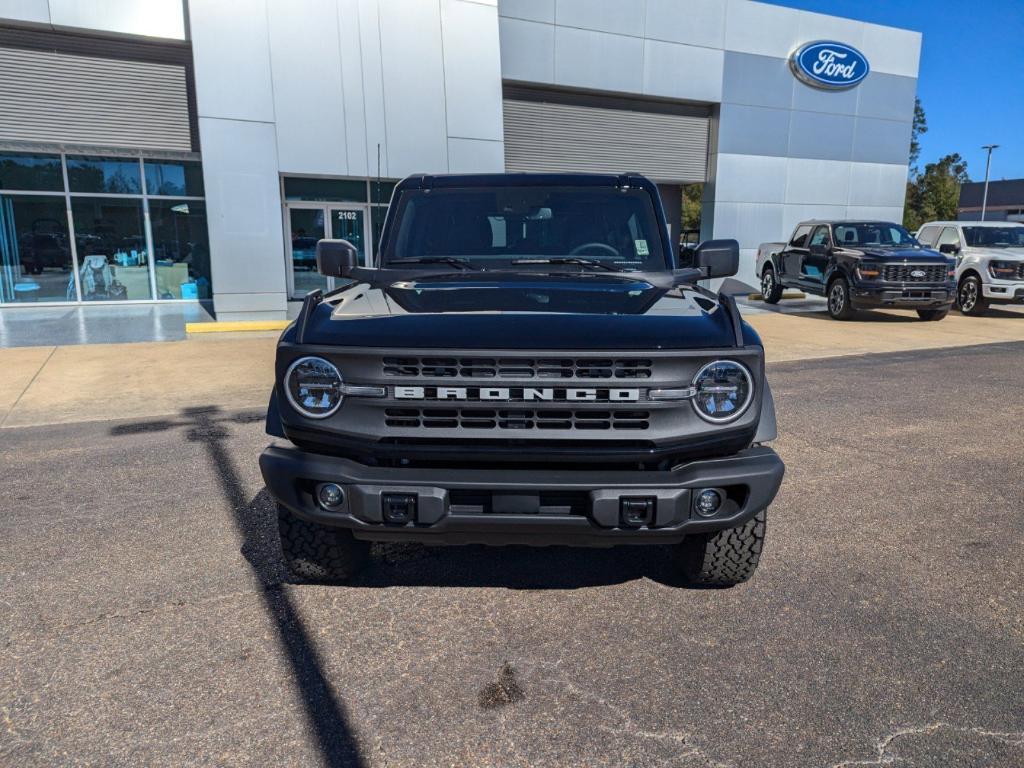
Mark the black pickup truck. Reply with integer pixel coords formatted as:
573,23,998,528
756,220,955,320
260,173,784,587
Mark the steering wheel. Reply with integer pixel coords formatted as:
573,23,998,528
569,242,619,258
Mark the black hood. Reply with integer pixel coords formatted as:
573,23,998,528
291,272,750,350
844,245,948,261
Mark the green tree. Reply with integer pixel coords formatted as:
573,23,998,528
903,153,969,231
908,97,927,176
682,183,702,231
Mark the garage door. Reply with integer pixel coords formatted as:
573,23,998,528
0,30,194,152
503,97,709,184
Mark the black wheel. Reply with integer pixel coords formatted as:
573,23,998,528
277,503,369,582
827,277,856,320
760,266,783,304
957,275,989,316
677,510,766,587
916,308,948,321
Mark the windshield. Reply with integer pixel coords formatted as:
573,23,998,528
962,226,1024,248
383,186,667,271
833,223,917,247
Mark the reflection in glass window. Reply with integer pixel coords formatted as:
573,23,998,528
67,156,142,195
369,180,397,206
145,160,204,197
283,177,368,203
70,198,151,300
0,153,64,192
149,200,213,299
0,195,75,303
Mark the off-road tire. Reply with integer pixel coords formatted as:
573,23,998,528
916,308,948,321
957,275,989,316
277,503,369,582
826,277,856,320
677,509,766,587
760,266,783,304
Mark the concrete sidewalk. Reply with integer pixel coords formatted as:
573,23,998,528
1,335,278,429
3,305,1024,428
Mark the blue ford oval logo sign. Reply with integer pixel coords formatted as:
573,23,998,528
790,41,870,90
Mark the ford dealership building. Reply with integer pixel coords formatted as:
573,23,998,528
0,0,921,319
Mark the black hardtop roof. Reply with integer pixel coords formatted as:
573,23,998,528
394,172,658,191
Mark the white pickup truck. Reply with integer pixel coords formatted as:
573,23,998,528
915,221,1024,315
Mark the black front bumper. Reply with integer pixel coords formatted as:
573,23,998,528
851,282,954,310
260,444,785,547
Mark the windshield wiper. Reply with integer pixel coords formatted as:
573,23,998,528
510,257,622,272
388,257,478,270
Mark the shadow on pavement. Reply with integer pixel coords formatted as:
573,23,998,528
111,406,366,768
111,408,693,595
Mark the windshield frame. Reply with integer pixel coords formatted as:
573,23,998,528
379,182,672,272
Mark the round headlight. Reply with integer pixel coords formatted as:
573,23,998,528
691,360,754,423
285,356,344,418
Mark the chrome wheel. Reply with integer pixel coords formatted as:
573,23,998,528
829,282,845,315
761,271,773,296
959,279,977,312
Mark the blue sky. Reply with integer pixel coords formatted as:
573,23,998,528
764,0,1024,180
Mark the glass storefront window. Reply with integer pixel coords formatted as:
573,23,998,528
369,180,396,206
67,156,142,195
284,177,368,203
0,153,64,191
149,200,213,300
0,195,75,303
288,207,329,296
70,198,151,300
145,160,204,197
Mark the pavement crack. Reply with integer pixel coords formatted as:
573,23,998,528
830,722,1024,767
46,587,256,633
524,659,732,767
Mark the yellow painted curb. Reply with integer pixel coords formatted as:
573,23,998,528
186,320,291,334
747,291,807,301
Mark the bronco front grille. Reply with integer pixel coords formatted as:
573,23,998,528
382,356,652,380
881,264,946,282
384,407,651,431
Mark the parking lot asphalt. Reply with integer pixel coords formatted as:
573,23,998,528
1,341,1021,767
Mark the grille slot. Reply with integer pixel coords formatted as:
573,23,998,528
384,407,650,431
448,489,591,515
880,264,946,282
382,356,652,380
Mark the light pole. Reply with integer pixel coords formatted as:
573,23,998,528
980,144,999,221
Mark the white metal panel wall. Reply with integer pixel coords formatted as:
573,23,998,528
503,99,708,183
0,46,191,151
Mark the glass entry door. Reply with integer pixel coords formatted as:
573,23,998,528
330,207,367,266
287,205,368,298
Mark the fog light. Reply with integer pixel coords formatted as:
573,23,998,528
695,489,722,517
318,483,345,510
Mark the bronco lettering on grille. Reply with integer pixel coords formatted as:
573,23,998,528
394,386,641,402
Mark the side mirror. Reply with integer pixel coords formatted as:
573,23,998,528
316,239,358,278
808,242,829,256
939,243,960,255
694,239,739,279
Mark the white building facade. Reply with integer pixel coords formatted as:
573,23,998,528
0,0,920,319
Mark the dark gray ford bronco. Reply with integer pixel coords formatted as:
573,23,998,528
260,173,784,586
